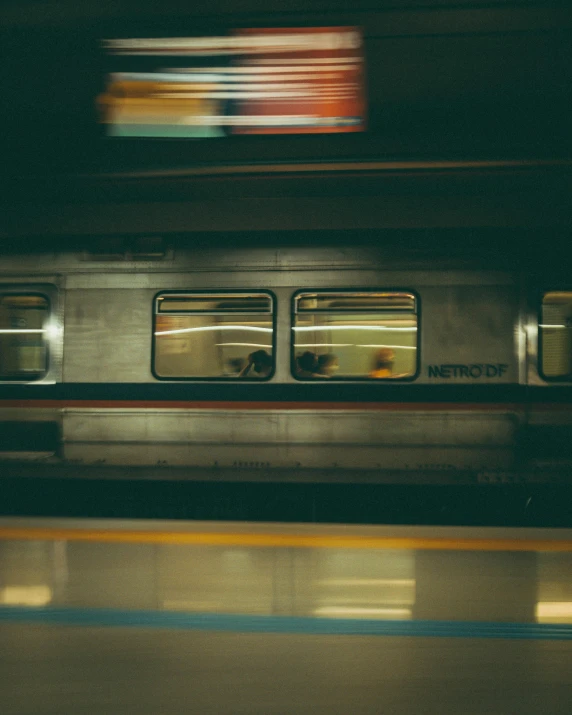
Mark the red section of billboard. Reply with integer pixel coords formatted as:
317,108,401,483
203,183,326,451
232,27,365,135
99,28,366,138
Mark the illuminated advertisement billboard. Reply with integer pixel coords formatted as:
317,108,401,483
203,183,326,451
98,27,366,138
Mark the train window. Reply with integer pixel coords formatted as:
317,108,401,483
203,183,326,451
292,291,418,380
0,293,50,381
540,292,572,380
153,292,275,379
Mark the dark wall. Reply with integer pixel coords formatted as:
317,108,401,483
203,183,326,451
2,1,571,176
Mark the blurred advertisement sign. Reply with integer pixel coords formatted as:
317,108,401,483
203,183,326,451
99,28,365,138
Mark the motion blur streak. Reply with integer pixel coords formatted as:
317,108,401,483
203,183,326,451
100,27,366,137
1,525,572,551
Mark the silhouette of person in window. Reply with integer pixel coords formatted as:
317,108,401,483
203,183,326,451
239,350,272,377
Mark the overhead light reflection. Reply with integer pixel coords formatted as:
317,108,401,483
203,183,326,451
536,601,572,621
314,606,412,619
357,344,416,350
216,343,272,348
44,324,61,339
294,343,415,349
0,329,45,334
295,343,352,348
156,325,272,336
293,326,417,332
1,585,52,606
316,578,415,587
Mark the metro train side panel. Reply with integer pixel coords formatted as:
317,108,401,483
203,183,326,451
0,247,569,483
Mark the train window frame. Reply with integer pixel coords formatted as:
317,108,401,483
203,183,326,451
290,288,420,382
0,285,61,385
538,290,572,383
152,289,277,381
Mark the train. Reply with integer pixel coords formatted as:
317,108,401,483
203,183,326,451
0,226,571,486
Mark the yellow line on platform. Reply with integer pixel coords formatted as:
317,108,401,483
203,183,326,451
1,528,572,551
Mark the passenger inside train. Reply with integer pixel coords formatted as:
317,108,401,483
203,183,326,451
294,351,327,378
224,358,247,377
317,353,339,377
368,348,395,378
239,350,273,378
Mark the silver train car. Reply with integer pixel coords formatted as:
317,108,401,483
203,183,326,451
0,240,571,485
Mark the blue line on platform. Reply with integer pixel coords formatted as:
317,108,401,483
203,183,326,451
1,606,572,640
